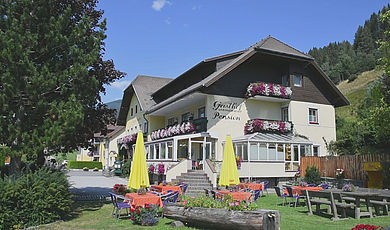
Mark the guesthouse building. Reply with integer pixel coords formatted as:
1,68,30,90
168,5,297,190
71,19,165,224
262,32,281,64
117,36,349,187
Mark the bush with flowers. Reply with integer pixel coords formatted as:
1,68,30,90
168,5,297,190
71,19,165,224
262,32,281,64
112,184,127,195
129,204,162,226
148,164,155,174
157,163,165,174
352,224,384,230
245,82,292,99
178,195,258,211
342,183,356,192
244,119,292,134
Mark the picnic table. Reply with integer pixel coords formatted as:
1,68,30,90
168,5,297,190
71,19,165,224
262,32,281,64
125,192,163,208
284,186,323,195
239,183,263,191
151,185,182,194
217,190,252,201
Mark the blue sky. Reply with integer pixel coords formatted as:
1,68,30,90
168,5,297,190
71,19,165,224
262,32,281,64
98,0,390,103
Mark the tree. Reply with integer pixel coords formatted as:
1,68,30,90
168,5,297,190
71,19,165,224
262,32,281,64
0,0,124,175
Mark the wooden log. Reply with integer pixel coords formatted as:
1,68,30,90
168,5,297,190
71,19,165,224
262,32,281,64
163,204,280,230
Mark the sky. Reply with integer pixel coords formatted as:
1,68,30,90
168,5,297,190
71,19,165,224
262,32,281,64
98,0,390,103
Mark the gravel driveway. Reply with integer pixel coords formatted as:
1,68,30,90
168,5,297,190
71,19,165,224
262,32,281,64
67,170,128,201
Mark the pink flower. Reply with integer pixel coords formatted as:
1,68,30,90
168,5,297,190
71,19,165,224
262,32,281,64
235,201,239,206
229,202,234,206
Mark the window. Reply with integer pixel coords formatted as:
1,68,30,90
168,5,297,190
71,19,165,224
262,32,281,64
181,112,193,122
167,142,173,159
135,105,138,114
277,145,284,161
309,108,318,124
160,143,166,159
281,107,289,121
282,75,289,86
198,107,206,118
167,117,178,126
250,143,258,160
313,146,319,157
130,108,133,116
259,143,267,160
293,74,303,87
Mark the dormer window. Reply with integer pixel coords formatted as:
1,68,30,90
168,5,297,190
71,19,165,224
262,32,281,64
293,74,303,87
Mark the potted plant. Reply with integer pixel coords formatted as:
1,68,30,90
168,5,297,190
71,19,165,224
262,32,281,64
157,163,165,184
148,164,155,184
83,167,89,171
130,204,161,226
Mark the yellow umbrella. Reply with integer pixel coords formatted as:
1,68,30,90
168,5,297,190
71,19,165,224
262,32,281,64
219,135,240,186
128,132,150,189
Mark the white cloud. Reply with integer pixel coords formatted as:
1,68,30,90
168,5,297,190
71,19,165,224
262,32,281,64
110,80,131,90
152,0,171,11
192,5,201,10
164,18,171,25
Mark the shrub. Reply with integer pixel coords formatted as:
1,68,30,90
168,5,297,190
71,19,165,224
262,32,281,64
68,160,102,169
0,167,73,229
121,160,131,177
304,166,321,185
129,204,161,226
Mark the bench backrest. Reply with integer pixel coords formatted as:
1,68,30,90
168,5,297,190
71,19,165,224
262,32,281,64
307,190,332,199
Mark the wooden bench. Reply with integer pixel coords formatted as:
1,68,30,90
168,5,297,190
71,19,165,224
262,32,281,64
304,190,354,220
370,197,390,216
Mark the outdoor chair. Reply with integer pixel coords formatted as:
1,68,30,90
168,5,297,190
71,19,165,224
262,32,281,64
308,184,316,187
204,188,211,196
252,189,261,202
274,186,288,206
263,181,270,195
320,184,329,189
109,192,131,218
286,186,305,208
161,191,179,206
180,183,189,194
210,190,225,201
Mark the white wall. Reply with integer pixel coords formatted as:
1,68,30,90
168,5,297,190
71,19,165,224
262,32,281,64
289,101,336,156
206,94,283,161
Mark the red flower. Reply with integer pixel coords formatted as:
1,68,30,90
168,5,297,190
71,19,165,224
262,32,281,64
130,217,134,220
130,208,135,212
145,206,150,209
136,209,140,213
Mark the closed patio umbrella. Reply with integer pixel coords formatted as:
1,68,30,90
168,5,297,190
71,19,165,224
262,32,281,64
128,132,150,189
219,135,240,186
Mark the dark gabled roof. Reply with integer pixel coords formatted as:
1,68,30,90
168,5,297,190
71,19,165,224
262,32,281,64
252,36,314,60
117,75,172,125
146,36,349,114
94,125,124,139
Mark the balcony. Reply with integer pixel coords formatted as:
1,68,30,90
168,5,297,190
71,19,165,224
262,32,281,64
245,82,292,102
244,119,293,135
192,117,208,133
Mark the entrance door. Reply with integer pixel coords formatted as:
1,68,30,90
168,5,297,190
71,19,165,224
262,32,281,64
191,142,212,170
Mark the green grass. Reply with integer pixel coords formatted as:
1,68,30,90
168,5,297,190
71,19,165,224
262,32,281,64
336,69,383,123
36,195,390,230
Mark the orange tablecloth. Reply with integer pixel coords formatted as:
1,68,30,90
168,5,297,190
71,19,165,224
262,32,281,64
239,183,263,191
284,186,323,195
217,191,252,201
151,185,182,195
125,192,163,208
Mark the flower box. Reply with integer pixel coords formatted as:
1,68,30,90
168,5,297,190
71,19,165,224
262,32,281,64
163,205,280,230
245,82,292,99
151,122,195,141
244,119,292,134
117,133,137,149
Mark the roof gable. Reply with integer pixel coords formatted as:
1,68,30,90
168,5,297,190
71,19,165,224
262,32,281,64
117,75,172,125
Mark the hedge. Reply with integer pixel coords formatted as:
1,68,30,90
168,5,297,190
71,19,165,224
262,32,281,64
68,160,102,169
0,168,73,229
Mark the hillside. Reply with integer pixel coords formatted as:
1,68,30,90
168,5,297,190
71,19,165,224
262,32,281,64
336,69,383,122
106,99,122,118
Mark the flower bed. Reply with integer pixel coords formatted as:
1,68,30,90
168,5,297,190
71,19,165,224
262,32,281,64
244,119,292,134
130,204,162,226
245,82,292,99
151,122,195,141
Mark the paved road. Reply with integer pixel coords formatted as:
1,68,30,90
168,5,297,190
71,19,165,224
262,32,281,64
67,170,128,201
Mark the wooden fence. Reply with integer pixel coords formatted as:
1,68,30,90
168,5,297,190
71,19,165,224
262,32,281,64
300,154,390,180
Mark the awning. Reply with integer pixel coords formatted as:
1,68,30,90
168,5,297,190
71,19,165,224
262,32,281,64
231,132,313,144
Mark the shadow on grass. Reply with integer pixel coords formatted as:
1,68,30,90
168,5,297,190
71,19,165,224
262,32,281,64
63,200,110,221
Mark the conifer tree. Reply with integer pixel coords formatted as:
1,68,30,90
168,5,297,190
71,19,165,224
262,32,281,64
0,0,124,175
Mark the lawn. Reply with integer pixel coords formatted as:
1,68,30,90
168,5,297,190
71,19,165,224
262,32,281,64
37,194,390,230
